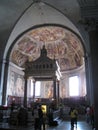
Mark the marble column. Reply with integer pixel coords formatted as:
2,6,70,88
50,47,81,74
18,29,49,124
89,29,98,129
57,80,60,105
23,75,28,107
85,54,94,104
2,60,9,105
33,80,36,101
53,77,56,100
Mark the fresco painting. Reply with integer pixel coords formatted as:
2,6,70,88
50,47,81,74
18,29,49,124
8,71,24,97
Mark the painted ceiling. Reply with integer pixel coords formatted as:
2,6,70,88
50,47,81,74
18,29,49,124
10,26,84,72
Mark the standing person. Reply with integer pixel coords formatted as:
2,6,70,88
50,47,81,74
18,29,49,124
33,105,39,130
86,105,90,124
74,107,78,127
90,104,95,128
69,107,78,128
38,105,45,130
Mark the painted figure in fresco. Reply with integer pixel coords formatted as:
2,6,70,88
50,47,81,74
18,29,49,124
48,86,53,98
15,76,24,97
9,71,15,95
45,82,53,98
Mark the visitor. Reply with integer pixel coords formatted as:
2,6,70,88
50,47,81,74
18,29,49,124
38,105,45,130
33,105,39,130
90,104,95,128
33,105,44,130
69,107,78,128
86,105,90,124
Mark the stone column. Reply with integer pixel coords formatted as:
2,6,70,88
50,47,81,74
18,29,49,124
85,55,94,104
23,75,28,108
53,76,56,100
89,29,98,129
2,60,9,105
52,76,57,109
57,80,60,105
33,80,36,101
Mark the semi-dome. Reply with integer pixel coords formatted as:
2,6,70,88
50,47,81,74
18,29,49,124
10,25,84,72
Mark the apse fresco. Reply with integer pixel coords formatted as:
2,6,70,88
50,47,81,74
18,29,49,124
10,26,84,71
11,50,28,67
28,27,65,43
8,71,24,97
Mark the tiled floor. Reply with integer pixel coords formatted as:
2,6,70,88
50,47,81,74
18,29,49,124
0,121,93,130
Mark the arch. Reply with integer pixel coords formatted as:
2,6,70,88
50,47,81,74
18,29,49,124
1,1,87,105
4,1,86,60
6,23,86,62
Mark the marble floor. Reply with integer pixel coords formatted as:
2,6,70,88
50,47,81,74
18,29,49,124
0,121,94,130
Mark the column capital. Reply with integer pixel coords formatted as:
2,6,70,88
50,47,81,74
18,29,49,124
24,74,29,79
56,79,60,83
53,76,57,80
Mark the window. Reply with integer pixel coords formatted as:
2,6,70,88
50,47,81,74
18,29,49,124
69,76,79,96
31,80,41,97
35,81,41,96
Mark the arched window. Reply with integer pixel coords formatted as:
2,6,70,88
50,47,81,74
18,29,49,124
69,76,79,96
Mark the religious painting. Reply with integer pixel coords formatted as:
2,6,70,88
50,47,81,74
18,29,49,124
60,78,66,98
43,81,53,98
8,70,24,97
10,26,84,72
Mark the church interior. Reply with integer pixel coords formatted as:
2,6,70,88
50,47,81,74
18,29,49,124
0,0,98,129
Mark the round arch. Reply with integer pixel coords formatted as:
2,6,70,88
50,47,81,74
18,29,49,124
1,1,87,105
